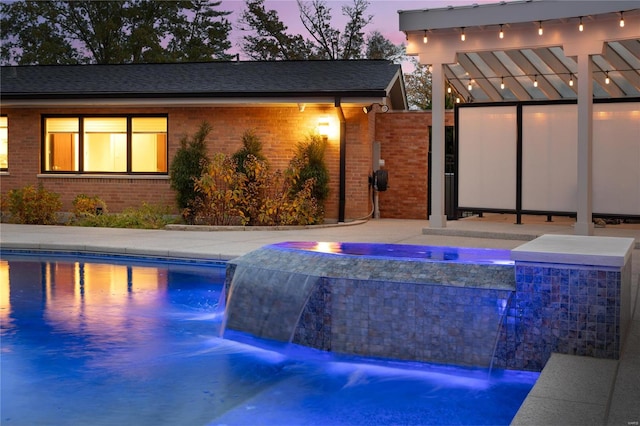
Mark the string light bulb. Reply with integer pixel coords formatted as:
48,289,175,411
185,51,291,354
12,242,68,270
569,74,574,87
499,24,504,39
467,80,473,91
533,75,538,87
538,21,543,36
605,71,610,84
423,30,428,44
447,86,452,94
620,11,625,27
579,17,584,32
460,27,466,41
500,76,505,90
456,97,460,103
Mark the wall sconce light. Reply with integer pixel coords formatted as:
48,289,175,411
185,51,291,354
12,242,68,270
298,103,306,112
362,104,389,114
317,117,330,136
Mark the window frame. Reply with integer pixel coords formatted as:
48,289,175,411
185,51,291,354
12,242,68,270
0,115,8,172
41,114,169,175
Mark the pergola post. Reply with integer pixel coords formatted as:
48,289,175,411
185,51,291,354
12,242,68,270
575,53,595,236
429,62,447,228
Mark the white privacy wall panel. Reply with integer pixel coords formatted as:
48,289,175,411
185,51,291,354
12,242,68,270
593,103,640,215
458,106,517,209
522,104,577,212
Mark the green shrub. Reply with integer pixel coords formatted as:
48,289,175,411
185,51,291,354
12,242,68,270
291,133,330,206
256,170,321,226
232,129,266,176
242,155,322,226
72,194,107,218
169,121,212,222
73,203,174,229
189,153,248,226
187,152,322,226
239,154,272,225
184,129,326,227
3,184,62,225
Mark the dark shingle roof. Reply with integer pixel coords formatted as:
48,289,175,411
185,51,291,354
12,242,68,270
1,60,402,100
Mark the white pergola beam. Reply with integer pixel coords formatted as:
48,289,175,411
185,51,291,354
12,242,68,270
400,1,640,232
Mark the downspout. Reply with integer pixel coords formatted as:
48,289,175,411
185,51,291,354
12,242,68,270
336,98,346,223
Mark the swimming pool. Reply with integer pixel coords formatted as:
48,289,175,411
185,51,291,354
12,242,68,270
0,252,538,425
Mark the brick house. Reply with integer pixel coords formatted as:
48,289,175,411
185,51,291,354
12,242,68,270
1,60,440,223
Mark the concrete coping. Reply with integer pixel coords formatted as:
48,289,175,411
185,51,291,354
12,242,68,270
511,234,635,267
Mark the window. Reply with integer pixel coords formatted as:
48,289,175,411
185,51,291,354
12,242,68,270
0,116,7,171
45,117,79,171
132,117,168,173
43,116,168,174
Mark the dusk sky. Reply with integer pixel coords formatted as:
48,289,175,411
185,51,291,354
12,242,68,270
222,0,498,58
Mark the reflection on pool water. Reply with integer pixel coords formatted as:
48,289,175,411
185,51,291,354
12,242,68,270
0,253,538,426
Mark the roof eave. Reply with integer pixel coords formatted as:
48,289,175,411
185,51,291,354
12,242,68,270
399,0,636,32
0,89,389,100
0,93,392,109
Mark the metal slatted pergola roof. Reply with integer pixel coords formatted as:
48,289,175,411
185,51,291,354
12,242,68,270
399,0,640,235
400,1,640,103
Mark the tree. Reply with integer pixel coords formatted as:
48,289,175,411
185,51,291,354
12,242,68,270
404,58,458,110
298,0,371,59
165,0,233,62
365,30,404,61
239,0,312,60
240,0,403,61
0,0,233,65
404,60,432,110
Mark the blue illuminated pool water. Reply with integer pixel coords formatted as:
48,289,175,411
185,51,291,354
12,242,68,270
271,241,514,265
0,253,537,426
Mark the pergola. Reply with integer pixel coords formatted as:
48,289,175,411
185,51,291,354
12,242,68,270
400,0,640,235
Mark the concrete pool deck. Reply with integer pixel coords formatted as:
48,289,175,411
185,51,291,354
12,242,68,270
1,214,638,425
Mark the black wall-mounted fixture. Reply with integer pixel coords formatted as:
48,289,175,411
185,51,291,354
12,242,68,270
363,104,390,114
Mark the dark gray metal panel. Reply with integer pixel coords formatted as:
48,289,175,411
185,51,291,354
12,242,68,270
504,49,561,100
475,51,531,100
531,48,577,98
457,53,503,102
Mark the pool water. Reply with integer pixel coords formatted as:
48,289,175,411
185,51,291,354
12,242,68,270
271,241,514,264
0,253,538,426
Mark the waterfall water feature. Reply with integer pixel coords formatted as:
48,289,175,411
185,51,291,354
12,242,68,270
488,291,515,377
223,265,320,342
222,242,517,368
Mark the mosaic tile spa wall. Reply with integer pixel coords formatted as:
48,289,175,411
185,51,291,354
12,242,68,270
493,260,631,371
224,241,631,371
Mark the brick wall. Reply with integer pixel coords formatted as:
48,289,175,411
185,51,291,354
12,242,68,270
374,110,454,219
0,105,374,221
